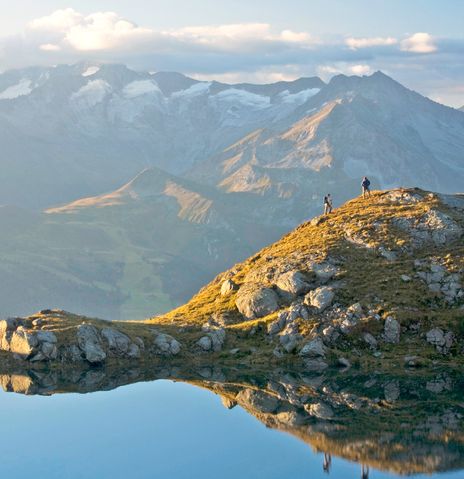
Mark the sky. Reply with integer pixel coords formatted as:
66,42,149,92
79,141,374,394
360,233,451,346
0,0,463,106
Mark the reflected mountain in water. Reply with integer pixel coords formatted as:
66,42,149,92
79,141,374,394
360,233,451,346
1,363,463,476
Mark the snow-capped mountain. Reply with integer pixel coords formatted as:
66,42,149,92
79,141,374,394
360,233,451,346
1,62,463,210
0,62,324,207
191,72,464,199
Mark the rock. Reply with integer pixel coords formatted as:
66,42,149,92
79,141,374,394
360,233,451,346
303,359,329,371
153,333,181,356
401,275,411,282
306,402,334,420
220,279,238,296
267,312,287,335
404,355,422,367
40,341,58,360
76,324,106,364
101,328,131,355
221,397,237,409
322,325,339,344
347,302,363,317
426,328,445,347
67,344,84,362
311,262,338,283
36,330,57,344
299,337,326,358
9,327,39,358
197,336,213,351
384,380,400,402
127,343,141,359
378,246,398,261
279,323,301,353
393,210,462,247
0,318,22,336
337,357,351,368
235,284,280,319
340,318,358,334
426,328,454,354
305,286,334,313
363,333,378,349
198,327,226,352
383,317,400,344
229,348,240,355
275,271,310,296
236,389,280,414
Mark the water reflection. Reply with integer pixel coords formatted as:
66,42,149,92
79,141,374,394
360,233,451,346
1,362,463,477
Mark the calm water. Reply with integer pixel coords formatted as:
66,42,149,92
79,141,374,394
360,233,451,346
0,374,463,479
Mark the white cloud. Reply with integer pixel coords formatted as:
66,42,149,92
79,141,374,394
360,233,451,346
400,32,437,53
346,36,397,49
29,9,153,52
317,63,372,79
350,64,372,75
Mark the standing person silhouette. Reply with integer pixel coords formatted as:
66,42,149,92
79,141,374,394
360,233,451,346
361,177,371,198
361,464,370,479
323,194,333,215
323,452,332,473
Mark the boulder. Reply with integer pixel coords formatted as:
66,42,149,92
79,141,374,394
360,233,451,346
363,332,378,349
220,279,238,296
267,312,287,335
197,336,213,351
127,343,141,359
101,328,131,355
235,284,280,319
426,328,445,347
393,210,462,247
275,271,310,296
36,330,57,344
9,327,39,358
306,402,334,420
236,389,280,414
305,287,334,312
153,333,181,356
76,324,106,364
299,337,326,358
40,341,58,360
383,317,400,344
311,263,338,283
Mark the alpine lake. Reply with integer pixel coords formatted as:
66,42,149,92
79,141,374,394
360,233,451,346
0,363,463,479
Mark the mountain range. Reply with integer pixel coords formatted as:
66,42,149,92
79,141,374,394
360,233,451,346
0,62,464,319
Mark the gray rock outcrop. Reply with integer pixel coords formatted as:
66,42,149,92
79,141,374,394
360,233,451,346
235,284,280,319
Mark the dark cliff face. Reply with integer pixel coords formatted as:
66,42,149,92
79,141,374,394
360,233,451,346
1,362,463,476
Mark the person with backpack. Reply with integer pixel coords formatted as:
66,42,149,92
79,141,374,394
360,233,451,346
361,176,371,198
323,194,333,215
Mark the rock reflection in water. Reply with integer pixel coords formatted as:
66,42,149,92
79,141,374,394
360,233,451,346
0,363,463,476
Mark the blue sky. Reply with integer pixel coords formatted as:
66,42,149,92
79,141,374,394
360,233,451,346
0,0,463,106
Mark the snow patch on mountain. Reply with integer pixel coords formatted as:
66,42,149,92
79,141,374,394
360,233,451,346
0,79,33,100
172,82,211,99
122,80,161,99
71,80,112,108
212,88,270,110
82,66,100,77
278,88,321,105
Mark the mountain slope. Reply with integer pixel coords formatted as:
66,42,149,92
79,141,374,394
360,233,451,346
191,72,464,202
149,188,464,368
0,168,286,319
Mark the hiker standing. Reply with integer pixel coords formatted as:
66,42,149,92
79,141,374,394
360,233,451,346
361,176,371,198
323,194,333,215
